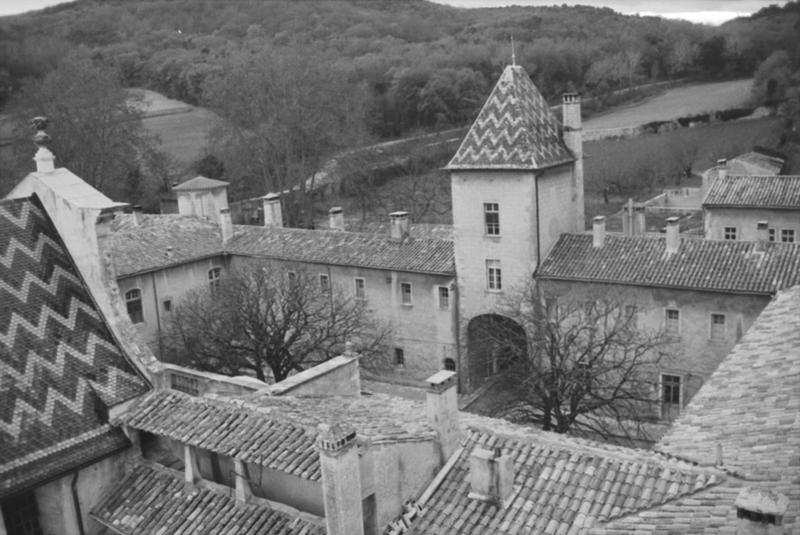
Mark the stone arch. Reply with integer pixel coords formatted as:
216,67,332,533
466,314,527,386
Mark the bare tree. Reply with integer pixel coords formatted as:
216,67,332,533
162,264,389,382
476,285,672,441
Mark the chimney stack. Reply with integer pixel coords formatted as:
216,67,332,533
425,370,459,462
31,117,55,173
592,216,606,248
132,205,143,227
317,422,364,535
329,206,345,231
665,217,680,255
633,203,646,235
622,199,633,236
220,208,233,243
389,211,409,242
468,446,515,508
262,193,283,228
562,93,584,232
756,221,769,252
735,487,787,535
717,159,728,182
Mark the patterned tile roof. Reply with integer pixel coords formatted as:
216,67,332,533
447,65,574,170
172,175,229,191
537,233,800,295
703,175,800,209
91,463,324,535
0,196,148,498
413,415,721,535
115,390,433,481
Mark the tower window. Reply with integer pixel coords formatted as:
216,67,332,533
486,260,502,291
208,267,221,289
710,313,725,340
438,286,450,309
484,203,500,236
125,289,143,324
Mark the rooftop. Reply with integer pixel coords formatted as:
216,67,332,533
172,175,229,191
727,151,785,176
537,233,800,295
703,174,800,209
447,64,574,171
0,196,148,499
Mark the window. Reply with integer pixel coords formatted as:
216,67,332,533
394,347,405,366
170,373,199,396
661,374,681,419
781,229,795,243
486,260,502,291
125,289,143,324
162,299,172,313
723,227,737,240
444,358,456,371
1,492,43,535
665,308,680,336
208,267,221,289
484,203,500,235
401,282,413,305
710,313,725,340
769,228,776,242
287,270,298,285
354,278,366,299
319,274,330,292
438,286,450,309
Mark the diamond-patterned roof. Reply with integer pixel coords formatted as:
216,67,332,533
0,196,148,498
447,65,574,170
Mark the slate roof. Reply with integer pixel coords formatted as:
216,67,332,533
703,174,800,209
172,175,229,191
537,233,800,295
91,463,324,535
115,390,433,481
447,65,574,171
413,415,721,535
0,196,148,499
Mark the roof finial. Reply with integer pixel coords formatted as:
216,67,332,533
31,116,55,173
510,35,516,66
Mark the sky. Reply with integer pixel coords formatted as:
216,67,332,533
0,0,784,25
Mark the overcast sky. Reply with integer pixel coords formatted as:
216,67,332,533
0,0,784,25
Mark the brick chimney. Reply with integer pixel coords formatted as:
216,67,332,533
317,422,364,535
262,193,283,228
389,211,409,242
665,217,680,255
735,487,788,535
425,370,459,462
468,446,515,508
755,221,769,252
220,208,233,243
329,206,345,231
592,216,606,248
562,93,584,231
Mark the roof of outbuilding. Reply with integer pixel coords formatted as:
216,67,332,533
172,175,229,191
91,463,325,535
703,174,800,209
536,233,800,295
0,196,148,499
447,64,574,171
728,151,785,176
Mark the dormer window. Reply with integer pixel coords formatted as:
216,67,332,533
125,289,143,324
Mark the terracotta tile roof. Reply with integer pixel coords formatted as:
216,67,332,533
537,233,800,295
0,196,148,498
172,175,229,191
115,390,433,481
414,415,721,535
227,225,455,275
91,463,324,535
447,65,574,170
703,175,800,209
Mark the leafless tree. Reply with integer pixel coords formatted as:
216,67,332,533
162,264,389,382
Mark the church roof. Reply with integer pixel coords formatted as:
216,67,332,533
447,65,574,171
0,196,148,499
172,176,229,191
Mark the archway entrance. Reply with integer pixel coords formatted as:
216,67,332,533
467,314,527,386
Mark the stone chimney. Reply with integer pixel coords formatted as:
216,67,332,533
317,422,364,535
562,93,584,232
717,159,728,181
665,217,680,255
262,193,283,228
633,203,646,236
622,199,633,236
735,487,788,535
425,370,459,462
220,208,233,244
468,446,515,508
592,216,606,248
329,206,345,231
389,211,409,242
131,205,143,227
31,116,55,173
756,221,769,252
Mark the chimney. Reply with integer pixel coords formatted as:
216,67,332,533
592,216,606,248
468,446,515,508
233,459,252,503
329,206,345,231
717,159,728,182
425,370,459,462
665,217,680,255
633,203,647,235
132,205,143,226
220,208,233,243
735,487,788,535
389,211,409,242
31,116,55,173
622,198,633,236
262,193,283,228
562,92,584,232
756,221,769,252
317,422,364,535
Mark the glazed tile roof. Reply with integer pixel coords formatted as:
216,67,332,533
172,175,229,191
0,196,148,499
413,415,721,535
703,174,800,209
115,390,433,481
91,463,324,535
591,285,800,533
537,233,800,295
447,65,574,170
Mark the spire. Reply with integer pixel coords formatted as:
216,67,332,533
31,116,55,173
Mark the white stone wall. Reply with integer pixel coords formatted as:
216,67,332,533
537,164,580,257
705,207,800,241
